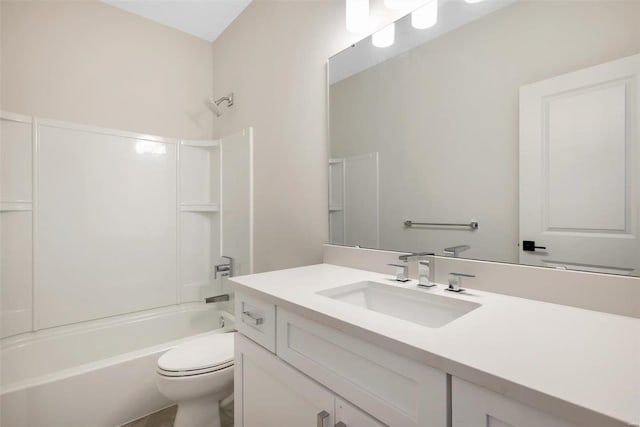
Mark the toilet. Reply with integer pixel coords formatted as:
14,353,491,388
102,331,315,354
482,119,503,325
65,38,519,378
156,332,234,427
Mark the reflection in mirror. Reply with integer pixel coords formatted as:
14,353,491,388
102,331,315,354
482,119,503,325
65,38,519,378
328,0,640,276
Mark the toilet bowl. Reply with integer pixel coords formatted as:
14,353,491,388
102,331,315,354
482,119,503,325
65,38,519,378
156,332,234,427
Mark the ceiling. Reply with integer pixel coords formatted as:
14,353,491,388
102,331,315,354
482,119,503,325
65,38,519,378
102,0,252,42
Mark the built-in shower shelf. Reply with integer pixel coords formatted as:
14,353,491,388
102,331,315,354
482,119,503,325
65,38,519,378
329,205,344,212
180,140,220,149
0,201,33,212
180,203,220,212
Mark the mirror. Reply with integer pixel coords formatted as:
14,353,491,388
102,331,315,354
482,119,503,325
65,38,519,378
328,0,640,276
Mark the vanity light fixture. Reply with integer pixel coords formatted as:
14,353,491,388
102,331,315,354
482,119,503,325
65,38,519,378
346,0,369,33
372,23,395,48
411,0,438,29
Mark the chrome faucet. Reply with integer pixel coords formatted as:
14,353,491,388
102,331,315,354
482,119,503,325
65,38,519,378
214,256,233,279
444,245,470,257
418,260,436,288
398,251,434,261
204,293,230,303
446,272,475,293
387,263,410,282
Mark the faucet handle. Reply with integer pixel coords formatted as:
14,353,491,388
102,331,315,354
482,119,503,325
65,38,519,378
418,261,436,288
446,272,475,293
214,256,234,279
443,245,470,257
398,251,434,261
387,263,410,282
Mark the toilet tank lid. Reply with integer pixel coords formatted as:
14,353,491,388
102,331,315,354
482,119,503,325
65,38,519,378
158,332,234,372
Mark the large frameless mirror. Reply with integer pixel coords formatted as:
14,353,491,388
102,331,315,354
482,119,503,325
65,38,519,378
328,0,640,276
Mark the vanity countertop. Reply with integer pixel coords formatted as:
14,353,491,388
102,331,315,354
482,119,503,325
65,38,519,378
230,263,640,427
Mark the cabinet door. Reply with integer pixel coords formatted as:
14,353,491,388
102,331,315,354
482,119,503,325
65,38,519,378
336,397,386,427
277,308,447,426
235,334,335,427
452,378,579,427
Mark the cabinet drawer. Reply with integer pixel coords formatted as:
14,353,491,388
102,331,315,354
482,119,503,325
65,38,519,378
235,291,276,352
276,308,447,427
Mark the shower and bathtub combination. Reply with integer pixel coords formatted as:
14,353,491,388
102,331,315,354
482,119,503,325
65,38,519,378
0,111,253,426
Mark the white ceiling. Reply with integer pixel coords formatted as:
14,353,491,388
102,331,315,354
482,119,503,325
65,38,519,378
102,0,252,42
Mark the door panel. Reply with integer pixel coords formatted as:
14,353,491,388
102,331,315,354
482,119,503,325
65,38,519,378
519,54,640,275
235,334,335,427
336,397,387,427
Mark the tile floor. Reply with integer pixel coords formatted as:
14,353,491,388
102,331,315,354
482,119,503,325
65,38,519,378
122,401,233,427
122,405,177,427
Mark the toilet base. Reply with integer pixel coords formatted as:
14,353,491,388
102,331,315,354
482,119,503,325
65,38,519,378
174,394,221,427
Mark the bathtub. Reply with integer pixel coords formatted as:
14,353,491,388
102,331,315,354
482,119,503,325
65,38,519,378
0,303,234,427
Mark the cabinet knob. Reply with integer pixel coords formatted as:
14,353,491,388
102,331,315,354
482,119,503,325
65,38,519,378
335,422,347,427
317,410,330,427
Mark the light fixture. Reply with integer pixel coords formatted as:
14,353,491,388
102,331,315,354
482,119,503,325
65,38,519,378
346,0,369,33
464,0,484,3
411,0,438,29
372,23,395,48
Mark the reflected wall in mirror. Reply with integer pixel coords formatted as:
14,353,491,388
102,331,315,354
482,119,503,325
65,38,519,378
328,0,640,276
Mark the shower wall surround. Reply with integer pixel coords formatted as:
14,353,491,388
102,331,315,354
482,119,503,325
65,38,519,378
0,111,253,338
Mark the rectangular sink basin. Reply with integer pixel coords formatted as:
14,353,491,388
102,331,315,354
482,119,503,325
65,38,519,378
318,281,480,328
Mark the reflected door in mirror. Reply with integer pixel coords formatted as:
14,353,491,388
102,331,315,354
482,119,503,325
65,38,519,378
519,54,640,275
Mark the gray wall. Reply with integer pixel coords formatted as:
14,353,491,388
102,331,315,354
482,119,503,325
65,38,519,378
1,0,214,140
209,1,404,272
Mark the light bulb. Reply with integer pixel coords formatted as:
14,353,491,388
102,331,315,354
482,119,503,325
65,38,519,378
411,0,438,29
346,0,369,33
372,23,395,48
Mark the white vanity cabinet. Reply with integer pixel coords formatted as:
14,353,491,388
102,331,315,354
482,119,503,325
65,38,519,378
234,291,447,427
235,333,384,427
276,308,447,426
451,377,580,427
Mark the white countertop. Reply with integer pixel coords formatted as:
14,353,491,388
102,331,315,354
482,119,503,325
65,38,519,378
230,263,640,427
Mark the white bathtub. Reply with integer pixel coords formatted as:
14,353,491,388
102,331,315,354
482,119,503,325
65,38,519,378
0,303,233,427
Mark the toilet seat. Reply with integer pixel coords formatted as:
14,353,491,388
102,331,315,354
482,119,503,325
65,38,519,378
158,333,234,378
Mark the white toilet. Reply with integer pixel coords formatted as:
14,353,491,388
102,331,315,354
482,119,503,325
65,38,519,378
156,332,234,427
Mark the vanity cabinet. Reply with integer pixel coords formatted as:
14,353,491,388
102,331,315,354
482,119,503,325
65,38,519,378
234,291,447,427
235,333,384,427
232,263,635,427
451,377,580,427
276,308,447,426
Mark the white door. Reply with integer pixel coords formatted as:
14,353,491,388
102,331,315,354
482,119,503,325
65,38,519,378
220,128,253,280
519,54,640,275
235,334,336,427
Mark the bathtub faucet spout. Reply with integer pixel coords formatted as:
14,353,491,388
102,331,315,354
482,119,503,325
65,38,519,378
204,294,230,304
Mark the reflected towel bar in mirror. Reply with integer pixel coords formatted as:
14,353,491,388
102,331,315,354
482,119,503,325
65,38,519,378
404,220,479,230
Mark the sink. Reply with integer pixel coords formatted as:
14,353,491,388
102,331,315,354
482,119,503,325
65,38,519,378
318,281,480,328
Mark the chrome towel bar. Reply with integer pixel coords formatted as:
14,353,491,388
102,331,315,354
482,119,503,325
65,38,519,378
404,220,478,229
